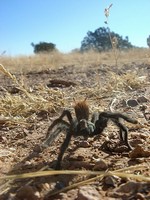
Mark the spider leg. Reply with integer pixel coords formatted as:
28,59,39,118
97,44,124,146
99,112,138,124
46,119,70,137
59,110,73,123
119,127,124,141
93,113,109,135
46,110,73,137
55,129,73,169
43,124,68,148
94,111,136,150
113,119,132,150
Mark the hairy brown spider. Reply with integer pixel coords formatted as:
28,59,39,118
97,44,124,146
43,98,138,169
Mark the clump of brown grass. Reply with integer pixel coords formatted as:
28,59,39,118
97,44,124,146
0,92,65,127
106,71,147,92
0,64,65,127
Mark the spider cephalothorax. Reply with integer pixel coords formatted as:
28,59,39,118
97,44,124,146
43,98,138,169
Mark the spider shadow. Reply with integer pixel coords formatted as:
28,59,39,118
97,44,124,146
1,136,83,199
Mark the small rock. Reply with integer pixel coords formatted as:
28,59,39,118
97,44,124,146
0,136,7,142
115,145,130,153
16,185,38,200
56,192,68,199
33,144,43,153
122,99,127,107
42,182,50,190
104,175,120,187
34,191,40,199
74,140,90,148
129,139,144,147
78,141,91,148
101,139,118,152
93,159,108,170
8,86,20,94
139,133,149,140
69,147,90,161
77,185,102,200
126,99,139,107
69,155,85,161
116,181,145,194
68,161,94,170
108,181,149,198
129,145,150,158
137,96,148,103
24,161,32,166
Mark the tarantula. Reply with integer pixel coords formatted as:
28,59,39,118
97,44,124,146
43,98,138,169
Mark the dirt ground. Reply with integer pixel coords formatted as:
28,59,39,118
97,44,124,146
0,61,150,200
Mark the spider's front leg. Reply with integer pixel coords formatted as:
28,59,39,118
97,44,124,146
46,110,73,137
43,125,67,148
43,110,72,148
55,129,73,170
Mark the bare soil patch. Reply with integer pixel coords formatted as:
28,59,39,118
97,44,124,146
0,61,150,200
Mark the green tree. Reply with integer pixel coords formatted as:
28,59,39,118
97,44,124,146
147,35,150,48
80,27,133,52
31,42,56,54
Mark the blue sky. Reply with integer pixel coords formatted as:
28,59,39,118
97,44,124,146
0,0,150,56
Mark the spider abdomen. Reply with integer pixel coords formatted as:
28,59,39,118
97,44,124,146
74,100,89,121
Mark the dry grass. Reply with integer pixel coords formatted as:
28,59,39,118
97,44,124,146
0,49,150,73
107,71,148,91
0,63,65,127
1,165,149,196
0,49,149,127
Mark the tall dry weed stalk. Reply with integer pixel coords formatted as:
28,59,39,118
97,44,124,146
104,3,119,66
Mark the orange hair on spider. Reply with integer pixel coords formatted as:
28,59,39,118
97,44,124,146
73,98,89,121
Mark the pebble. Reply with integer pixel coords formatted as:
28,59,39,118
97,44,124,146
116,181,145,193
137,96,148,103
126,99,139,107
77,185,102,200
129,145,150,158
16,185,38,200
104,175,120,187
129,138,144,147
93,159,108,170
